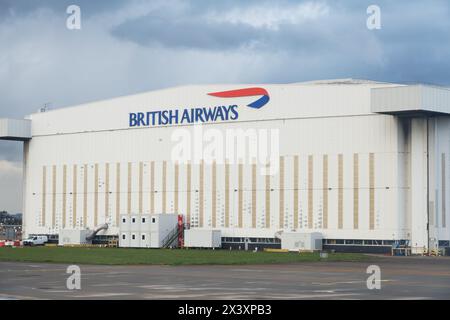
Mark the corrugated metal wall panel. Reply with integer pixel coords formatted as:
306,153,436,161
283,156,294,230
25,107,414,240
0,118,31,140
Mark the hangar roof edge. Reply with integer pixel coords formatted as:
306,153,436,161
27,78,403,118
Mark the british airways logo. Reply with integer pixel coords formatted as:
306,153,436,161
129,87,269,127
208,87,270,109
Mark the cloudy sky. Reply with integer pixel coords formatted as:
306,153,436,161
1,0,450,213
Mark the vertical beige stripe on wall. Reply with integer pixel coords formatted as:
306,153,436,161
212,161,217,228
105,163,110,219
353,153,359,229
52,165,56,228
323,155,329,229
127,162,131,215
265,163,271,228
62,165,67,228
308,155,313,229
251,162,257,228
186,162,191,224
94,164,99,226
238,163,243,228
369,153,375,230
41,166,46,227
442,154,446,228
139,162,143,214
225,161,230,228
83,165,88,227
116,163,120,226
150,161,155,214
199,160,204,226
162,161,167,213
174,162,179,214
293,156,299,230
72,165,77,228
338,154,343,229
279,156,285,229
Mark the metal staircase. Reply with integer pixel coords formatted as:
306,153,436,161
161,226,181,248
161,222,190,248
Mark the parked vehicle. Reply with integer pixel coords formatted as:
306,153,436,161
23,235,48,246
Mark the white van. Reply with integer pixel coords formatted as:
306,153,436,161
23,235,48,246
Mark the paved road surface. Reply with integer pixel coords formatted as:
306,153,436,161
1,256,449,299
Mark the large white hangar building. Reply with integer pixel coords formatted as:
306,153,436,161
1,79,450,253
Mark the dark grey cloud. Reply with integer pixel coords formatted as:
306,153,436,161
109,0,450,85
0,0,126,19
113,15,261,50
0,141,23,162
111,1,328,51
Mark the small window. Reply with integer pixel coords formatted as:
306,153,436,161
142,218,146,223
122,234,126,240
122,218,126,223
152,218,156,223
142,234,146,240
132,218,136,223
132,234,136,240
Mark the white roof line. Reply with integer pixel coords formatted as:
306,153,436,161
25,79,411,117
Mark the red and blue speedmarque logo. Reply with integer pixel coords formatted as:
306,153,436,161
129,87,270,127
208,87,270,109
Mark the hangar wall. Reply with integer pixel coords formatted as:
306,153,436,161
23,114,406,241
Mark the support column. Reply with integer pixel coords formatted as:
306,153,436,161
428,118,439,251
410,118,429,253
